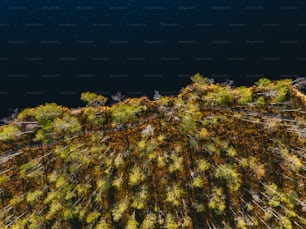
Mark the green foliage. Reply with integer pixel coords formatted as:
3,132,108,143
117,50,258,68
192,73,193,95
34,103,64,123
192,176,204,188
235,86,253,105
19,159,40,178
215,87,234,104
197,159,210,172
81,91,107,106
131,186,149,210
190,73,209,85
84,107,107,126
112,175,124,190
26,190,43,205
169,154,183,173
28,213,44,229
127,212,139,229
63,208,74,220
236,217,247,229
226,146,237,157
11,218,27,229
255,96,265,107
129,166,145,186
165,213,179,229
112,198,129,222
46,201,62,220
0,125,20,141
16,108,37,122
0,174,9,185
141,213,156,229
52,114,81,135
198,127,209,139
208,187,226,215
86,211,101,224
34,113,81,143
9,194,24,206
96,218,111,229
256,78,271,88
0,78,304,228
204,86,234,105
215,164,241,192
278,216,293,229
165,184,184,207
112,101,147,125
272,78,292,103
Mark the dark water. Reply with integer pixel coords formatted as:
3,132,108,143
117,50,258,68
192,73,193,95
0,0,305,118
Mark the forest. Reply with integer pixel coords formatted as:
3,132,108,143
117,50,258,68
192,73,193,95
0,75,305,228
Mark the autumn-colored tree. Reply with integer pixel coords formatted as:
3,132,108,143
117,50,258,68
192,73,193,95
0,77,305,228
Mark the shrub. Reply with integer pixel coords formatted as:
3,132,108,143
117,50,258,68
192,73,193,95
81,91,107,106
0,125,20,141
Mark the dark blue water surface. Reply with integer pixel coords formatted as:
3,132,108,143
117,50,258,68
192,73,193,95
0,0,305,118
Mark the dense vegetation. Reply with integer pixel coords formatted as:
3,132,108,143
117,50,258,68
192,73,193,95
0,75,305,228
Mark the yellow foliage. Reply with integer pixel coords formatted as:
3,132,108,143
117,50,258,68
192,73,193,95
287,155,302,172
129,166,145,186
86,211,101,224
197,159,210,172
127,212,139,229
114,154,124,168
192,176,203,188
226,146,237,157
112,175,123,190
141,213,156,229
165,213,179,229
166,184,184,207
112,198,129,222
63,208,73,220
157,155,166,168
208,187,226,215
199,128,209,139
253,164,265,179
55,175,66,189
10,194,24,206
26,190,43,205
96,218,111,229
182,215,192,228
46,201,62,220
0,174,9,185
169,154,183,173
131,186,148,210
236,217,247,229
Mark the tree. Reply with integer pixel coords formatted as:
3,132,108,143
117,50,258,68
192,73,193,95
112,197,129,222
34,103,65,123
81,91,107,106
112,100,147,126
26,190,43,205
190,73,209,86
165,213,179,229
256,78,271,88
208,187,226,215
141,213,156,229
131,185,149,210
234,86,253,105
86,211,101,224
52,114,81,135
165,184,184,207
215,164,241,193
255,96,265,108
0,125,20,141
272,78,292,103
129,166,145,187
127,212,139,229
